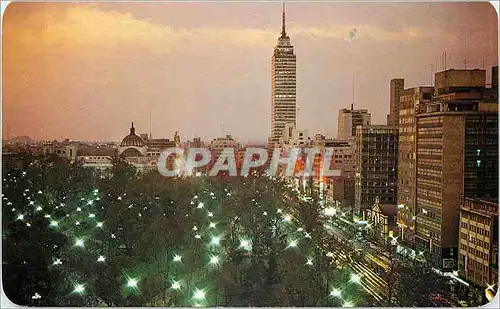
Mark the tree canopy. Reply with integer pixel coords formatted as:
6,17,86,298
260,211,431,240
3,156,370,307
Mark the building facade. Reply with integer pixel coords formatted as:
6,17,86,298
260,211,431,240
396,86,434,244
119,122,147,157
206,135,239,176
414,69,498,270
355,125,398,218
270,5,296,144
337,108,371,140
367,202,398,245
458,198,498,288
320,139,356,210
387,78,405,126
280,123,311,147
76,147,117,175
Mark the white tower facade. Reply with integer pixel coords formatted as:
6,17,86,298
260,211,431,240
270,3,297,144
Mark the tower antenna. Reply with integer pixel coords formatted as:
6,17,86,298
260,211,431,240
444,50,448,71
429,64,434,86
281,1,287,37
351,73,355,110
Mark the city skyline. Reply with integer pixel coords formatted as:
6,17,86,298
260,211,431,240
3,2,498,142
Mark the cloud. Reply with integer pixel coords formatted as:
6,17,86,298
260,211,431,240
4,3,438,61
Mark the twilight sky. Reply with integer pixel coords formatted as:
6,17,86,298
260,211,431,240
2,2,498,142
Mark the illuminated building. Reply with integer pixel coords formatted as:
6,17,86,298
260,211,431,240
458,198,498,288
396,86,434,244
317,139,356,211
354,125,398,219
366,202,398,244
270,3,296,144
414,69,498,270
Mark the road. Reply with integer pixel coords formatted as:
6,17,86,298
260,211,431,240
323,223,388,302
322,215,460,307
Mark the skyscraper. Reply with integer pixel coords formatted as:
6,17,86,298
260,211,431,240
337,107,371,140
414,69,498,270
354,125,399,217
396,86,434,245
387,78,405,126
270,3,297,144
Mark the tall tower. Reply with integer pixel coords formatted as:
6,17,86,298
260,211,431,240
270,2,297,144
387,78,405,126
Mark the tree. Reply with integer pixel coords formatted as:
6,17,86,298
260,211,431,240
3,154,372,307
395,261,448,306
372,239,449,307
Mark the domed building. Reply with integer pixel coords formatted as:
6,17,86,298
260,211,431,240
119,122,147,157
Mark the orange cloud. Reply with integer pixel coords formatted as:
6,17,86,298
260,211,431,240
4,2,438,63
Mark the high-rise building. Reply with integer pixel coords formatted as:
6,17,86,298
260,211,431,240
414,69,498,270
354,125,398,218
336,107,371,140
396,86,434,244
270,3,296,144
434,69,486,95
458,197,498,289
321,139,356,210
387,78,405,125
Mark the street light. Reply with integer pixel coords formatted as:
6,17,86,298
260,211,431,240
74,238,85,247
193,288,206,300
210,236,221,246
73,284,85,294
171,280,181,291
173,254,182,263
209,255,220,265
287,239,298,248
127,278,139,288
330,288,342,298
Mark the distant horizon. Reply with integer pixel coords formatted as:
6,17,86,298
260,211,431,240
3,2,498,142
2,134,273,145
